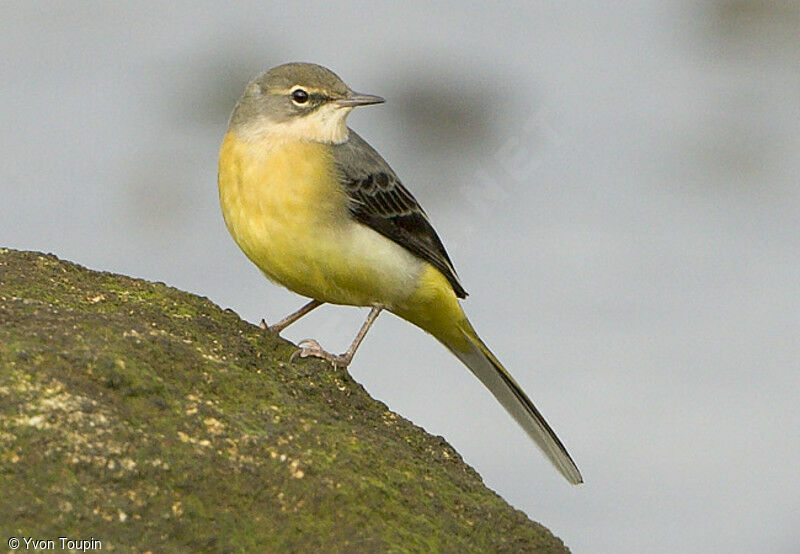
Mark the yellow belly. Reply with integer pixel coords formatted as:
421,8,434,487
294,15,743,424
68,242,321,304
218,131,425,308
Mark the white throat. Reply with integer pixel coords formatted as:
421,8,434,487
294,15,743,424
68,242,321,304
239,104,353,144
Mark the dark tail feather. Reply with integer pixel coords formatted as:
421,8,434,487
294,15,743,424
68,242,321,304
449,324,583,485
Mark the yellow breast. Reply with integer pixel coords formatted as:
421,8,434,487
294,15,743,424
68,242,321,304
218,131,424,307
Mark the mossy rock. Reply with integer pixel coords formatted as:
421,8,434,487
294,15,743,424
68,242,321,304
0,248,570,553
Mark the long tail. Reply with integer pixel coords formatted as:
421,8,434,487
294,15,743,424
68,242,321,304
395,265,583,484
448,320,583,485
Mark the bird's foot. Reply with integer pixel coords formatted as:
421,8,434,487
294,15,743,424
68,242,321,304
290,339,352,368
261,319,285,335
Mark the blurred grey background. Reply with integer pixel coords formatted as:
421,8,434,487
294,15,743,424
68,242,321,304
2,2,798,552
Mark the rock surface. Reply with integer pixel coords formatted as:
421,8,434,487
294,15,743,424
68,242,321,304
0,248,570,552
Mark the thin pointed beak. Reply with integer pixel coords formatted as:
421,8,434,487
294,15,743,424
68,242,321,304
335,92,385,107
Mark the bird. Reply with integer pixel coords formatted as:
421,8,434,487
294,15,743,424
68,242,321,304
217,62,583,484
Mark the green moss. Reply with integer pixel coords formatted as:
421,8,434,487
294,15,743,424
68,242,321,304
0,248,570,553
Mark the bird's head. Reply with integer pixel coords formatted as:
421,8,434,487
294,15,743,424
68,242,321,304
229,62,384,144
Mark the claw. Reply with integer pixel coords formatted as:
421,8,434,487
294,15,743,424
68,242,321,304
290,339,350,368
261,318,284,334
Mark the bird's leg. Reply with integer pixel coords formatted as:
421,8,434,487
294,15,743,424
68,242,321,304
291,306,383,368
261,299,323,335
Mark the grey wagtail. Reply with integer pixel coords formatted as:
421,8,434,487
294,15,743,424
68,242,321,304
218,62,582,484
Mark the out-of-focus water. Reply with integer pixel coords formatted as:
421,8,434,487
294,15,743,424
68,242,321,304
2,2,798,552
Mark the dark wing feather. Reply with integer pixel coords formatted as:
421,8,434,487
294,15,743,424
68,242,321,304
332,130,467,299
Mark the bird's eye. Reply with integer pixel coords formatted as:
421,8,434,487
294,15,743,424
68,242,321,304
291,89,309,104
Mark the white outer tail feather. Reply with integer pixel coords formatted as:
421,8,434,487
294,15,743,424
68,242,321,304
449,330,583,485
